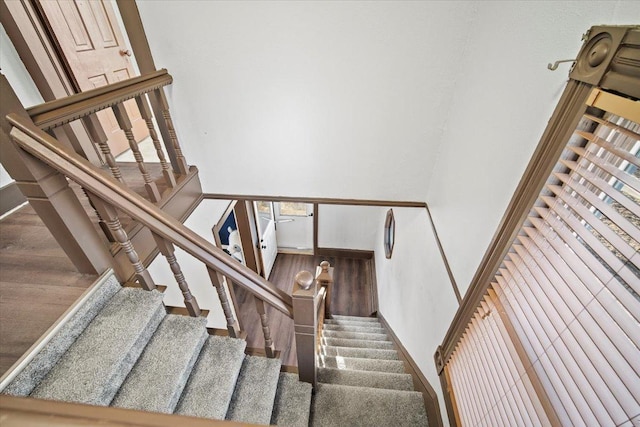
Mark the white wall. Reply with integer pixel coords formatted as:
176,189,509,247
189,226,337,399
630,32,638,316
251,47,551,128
317,204,384,250
425,1,640,296
374,207,459,424
0,23,44,188
146,199,238,329
136,1,475,201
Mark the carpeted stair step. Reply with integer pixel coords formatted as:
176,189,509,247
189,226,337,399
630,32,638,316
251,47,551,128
320,345,399,360
324,319,383,328
111,315,208,413
176,335,247,420
322,330,389,341
311,383,428,427
318,367,414,391
322,323,387,334
3,273,121,397
322,337,395,350
331,315,380,323
319,355,406,374
225,355,281,425
270,372,312,427
30,288,165,405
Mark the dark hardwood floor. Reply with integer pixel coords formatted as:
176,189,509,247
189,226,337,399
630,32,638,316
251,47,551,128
0,161,166,376
233,253,374,367
0,159,374,374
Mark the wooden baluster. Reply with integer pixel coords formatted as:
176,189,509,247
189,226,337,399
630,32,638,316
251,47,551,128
88,193,156,290
135,94,176,188
79,186,115,242
81,114,125,183
255,297,276,358
154,88,189,175
207,267,241,337
292,270,318,385
315,260,334,319
153,232,200,316
112,103,161,202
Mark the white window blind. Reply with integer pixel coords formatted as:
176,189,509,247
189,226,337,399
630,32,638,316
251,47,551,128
447,93,639,427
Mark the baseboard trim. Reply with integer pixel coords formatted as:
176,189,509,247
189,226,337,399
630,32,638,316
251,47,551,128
378,314,444,427
0,182,26,217
315,247,373,259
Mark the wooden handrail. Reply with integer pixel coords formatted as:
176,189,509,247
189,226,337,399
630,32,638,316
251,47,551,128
26,69,172,130
7,113,293,317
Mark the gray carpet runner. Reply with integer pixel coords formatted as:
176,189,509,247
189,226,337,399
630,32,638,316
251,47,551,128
2,275,427,426
1,272,311,426
312,315,429,426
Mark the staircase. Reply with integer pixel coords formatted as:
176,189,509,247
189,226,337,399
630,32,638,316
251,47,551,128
1,273,311,426
313,315,428,426
1,273,428,426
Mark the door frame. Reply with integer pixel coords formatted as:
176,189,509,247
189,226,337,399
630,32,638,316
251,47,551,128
1,0,99,163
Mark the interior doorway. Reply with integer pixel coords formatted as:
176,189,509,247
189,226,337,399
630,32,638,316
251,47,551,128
2,0,147,157
273,202,314,254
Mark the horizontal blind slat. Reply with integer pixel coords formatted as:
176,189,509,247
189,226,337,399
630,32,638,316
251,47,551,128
559,159,640,217
493,279,589,426
542,189,637,261
582,114,640,141
553,173,640,243
496,262,631,422
534,206,640,296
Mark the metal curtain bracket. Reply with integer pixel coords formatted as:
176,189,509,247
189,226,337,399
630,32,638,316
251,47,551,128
547,59,576,71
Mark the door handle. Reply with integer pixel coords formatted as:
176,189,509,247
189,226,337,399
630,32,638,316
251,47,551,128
119,49,132,57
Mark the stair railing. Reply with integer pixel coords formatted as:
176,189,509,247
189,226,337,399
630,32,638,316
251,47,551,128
26,69,187,192
5,113,306,359
6,109,326,385
292,269,328,386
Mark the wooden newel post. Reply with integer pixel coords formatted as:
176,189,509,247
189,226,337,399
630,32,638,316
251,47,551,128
292,270,319,386
315,261,334,319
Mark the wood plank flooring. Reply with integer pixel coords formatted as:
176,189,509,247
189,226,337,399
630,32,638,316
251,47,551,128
233,253,374,366
0,203,98,376
0,161,165,376
0,162,375,374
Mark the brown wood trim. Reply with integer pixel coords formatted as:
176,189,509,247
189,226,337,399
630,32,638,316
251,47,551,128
367,257,379,315
165,306,210,318
378,314,443,427
280,364,299,374
115,0,181,172
440,365,461,427
7,114,294,317
112,168,203,282
0,0,104,164
0,0,75,101
27,70,172,130
204,193,427,208
425,205,461,303
115,0,157,75
233,200,260,274
0,395,256,427
211,200,245,331
438,80,594,365
315,247,374,259
313,202,319,255
0,182,26,216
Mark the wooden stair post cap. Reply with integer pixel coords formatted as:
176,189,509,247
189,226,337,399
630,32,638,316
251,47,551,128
295,270,314,290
